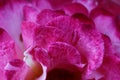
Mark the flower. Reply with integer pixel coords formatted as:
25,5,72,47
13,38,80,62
0,0,120,80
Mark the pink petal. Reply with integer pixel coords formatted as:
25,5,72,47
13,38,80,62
46,42,82,80
47,15,104,76
90,7,120,54
21,21,38,49
72,13,95,29
47,0,73,9
31,0,52,10
0,0,26,50
34,47,50,66
33,25,80,48
90,8,119,42
4,59,24,80
112,0,120,5
73,0,98,12
97,0,120,16
76,28,104,77
97,54,120,80
37,9,65,25
4,59,36,80
47,16,81,31
0,28,20,80
102,35,115,54
74,16,104,75
48,42,82,68
23,46,47,80
33,26,58,48
0,0,52,50
63,3,88,16
23,5,39,22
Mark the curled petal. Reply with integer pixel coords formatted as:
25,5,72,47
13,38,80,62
47,15,104,76
21,21,38,48
0,28,21,80
90,7,120,54
37,9,65,25
97,54,120,80
76,28,104,77
47,42,83,80
48,42,82,69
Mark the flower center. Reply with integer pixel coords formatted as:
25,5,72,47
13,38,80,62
46,64,81,80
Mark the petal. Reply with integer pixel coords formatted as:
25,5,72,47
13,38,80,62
47,16,81,31
73,0,98,12
90,7,120,54
63,3,88,16
98,54,120,80
102,35,115,54
47,0,73,9
48,42,82,69
4,59,40,80
21,21,38,49
47,15,104,76
72,13,95,29
37,9,65,25
0,28,20,80
76,28,104,77
0,1,25,50
33,25,80,48
46,42,82,80
23,46,44,80
97,0,120,16
23,5,39,22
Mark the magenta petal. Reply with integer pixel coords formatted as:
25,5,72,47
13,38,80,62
34,47,50,66
90,8,118,42
0,1,25,50
47,15,104,75
31,0,52,10
63,3,88,16
1,0,120,80
76,28,104,77
37,9,65,25
47,16,81,31
102,35,115,54
46,42,82,80
33,26,58,48
21,21,38,48
33,25,80,49
72,13,95,29
97,0,120,16
98,54,120,80
4,59,32,80
47,0,73,9
23,5,39,22
48,42,82,68
111,0,120,5
73,0,98,12
90,7,120,54
0,28,20,80
4,59,24,80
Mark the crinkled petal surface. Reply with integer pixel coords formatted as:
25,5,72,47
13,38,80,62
0,0,120,80
0,28,20,80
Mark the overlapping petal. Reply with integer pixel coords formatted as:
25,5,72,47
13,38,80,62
0,0,120,80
